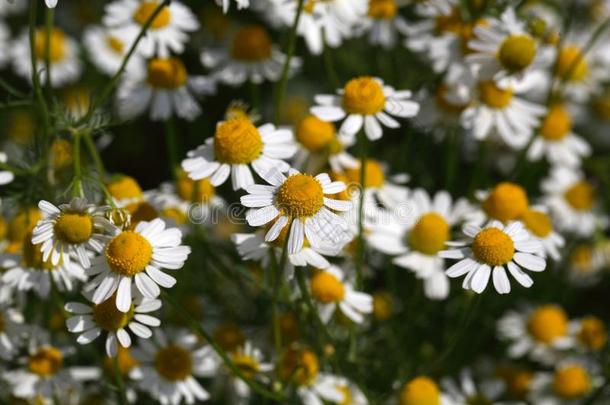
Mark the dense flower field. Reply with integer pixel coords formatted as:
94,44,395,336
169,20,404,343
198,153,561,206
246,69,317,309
1,0,610,404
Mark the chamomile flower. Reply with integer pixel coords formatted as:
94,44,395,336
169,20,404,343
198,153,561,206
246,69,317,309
85,218,191,313
497,305,574,365
527,104,591,167
240,170,352,255
0,305,24,360
45,0,57,8
11,27,82,87
307,266,373,324
65,292,162,357
83,25,143,76
103,0,199,58
223,341,273,400
368,189,469,300
202,25,301,86
567,244,605,286
442,369,506,405
31,198,113,269
519,207,564,261
130,330,216,405
327,376,368,405
528,358,602,404
217,0,249,13
398,376,454,405
0,152,14,185
570,316,608,352
440,221,546,294
356,0,408,49
182,115,297,190
312,76,419,141
116,56,215,121
467,182,530,225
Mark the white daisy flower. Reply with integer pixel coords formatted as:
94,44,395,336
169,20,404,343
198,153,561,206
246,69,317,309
85,218,191,313
240,169,352,255
442,368,507,405
116,56,215,122
497,305,574,365
11,27,82,87
83,25,144,76
0,305,24,360
202,25,301,86
541,166,603,237
519,206,565,261
130,330,217,405
311,76,420,141
65,292,162,357
567,243,606,287
45,0,57,8
182,115,297,191
103,0,199,58
398,376,455,405
368,189,470,300
222,341,273,401
31,198,113,269
569,316,608,352
440,221,546,294
0,152,15,185
325,375,369,405
355,0,408,49
217,0,249,13
526,104,591,167
416,81,473,132
306,266,373,324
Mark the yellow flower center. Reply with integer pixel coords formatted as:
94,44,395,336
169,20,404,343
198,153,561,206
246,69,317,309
132,1,171,29
556,46,588,82
54,212,94,244
154,345,193,381
105,231,153,276
409,213,450,255
578,316,607,350
564,181,595,211
8,208,41,248
296,115,336,152
498,368,533,400
479,81,513,109
214,324,245,352
214,117,263,164
399,377,441,405
373,292,393,321
342,77,386,115
553,365,591,399
230,26,273,61
28,347,63,377
498,34,537,72
527,305,568,343
520,209,552,238
107,176,143,202
161,207,187,225
232,353,260,379
104,347,139,376
106,35,124,54
435,8,463,35
147,58,188,89
276,174,324,218
279,347,319,386
540,104,571,141
126,201,159,228
344,160,386,188
571,245,593,273
310,271,345,303
368,0,397,19
93,294,135,330
35,28,66,62
471,228,515,266
482,182,529,222
50,138,73,169
176,172,215,203
337,384,352,405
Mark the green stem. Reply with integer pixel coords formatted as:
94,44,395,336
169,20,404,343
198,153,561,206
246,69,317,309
444,129,459,193
273,0,305,124
355,131,367,290
82,131,106,178
72,132,84,197
0,77,26,99
113,354,128,405
164,118,179,179
323,40,340,89
28,0,50,151
44,6,54,94
0,100,33,110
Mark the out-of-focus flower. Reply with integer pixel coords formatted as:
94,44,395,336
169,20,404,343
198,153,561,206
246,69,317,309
398,376,453,405
0,152,15,186
83,25,143,76
528,358,602,404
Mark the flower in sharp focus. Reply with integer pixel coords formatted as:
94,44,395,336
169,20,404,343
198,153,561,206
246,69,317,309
440,221,546,294
85,218,191,312
311,76,420,141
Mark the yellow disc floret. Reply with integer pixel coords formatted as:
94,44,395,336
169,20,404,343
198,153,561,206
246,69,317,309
553,365,591,399
35,28,66,62
527,305,568,343
106,35,124,54
368,0,398,19
279,347,319,386
556,46,588,82
154,345,193,381
54,212,94,244
7,207,42,253
409,213,450,255
471,228,515,266
342,77,386,115
105,231,153,276
232,352,260,378
93,294,135,331
147,58,188,89
230,26,273,61
107,176,143,202
28,347,63,377
214,117,263,164
482,182,529,222
344,160,386,188
540,104,572,141
133,1,171,29
578,316,607,350
276,174,324,218
479,81,513,109
564,181,595,211
296,115,336,152
498,34,537,72
310,271,345,303
520,209,552,238
176,171,216,203
399,376,441,405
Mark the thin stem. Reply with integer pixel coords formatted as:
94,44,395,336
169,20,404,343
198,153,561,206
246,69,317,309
113,355,128,405
323,40,340,89
0,77,26,99
0,100,33,110
72,132,84,197
82,131,106,178
44,6,55,94
164,117,179,179
273,0,305,124
444,128,459,193
294,267,334,346
28,0,50,150
355,131,367,290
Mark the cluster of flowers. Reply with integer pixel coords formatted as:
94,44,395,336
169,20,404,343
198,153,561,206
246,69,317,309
0,0,609,404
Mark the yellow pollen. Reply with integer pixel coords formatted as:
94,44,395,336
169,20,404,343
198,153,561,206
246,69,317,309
279,347,319,386
373,292,393,321
104,347,139,376
147,58,188,89
154,345,193,381
133,1,171,29
479,81,513,109
50,138,74,169
230,26,273,61
472,228,515,266
310,271,345,303
527,305,568,343
553,365,591,399
571,245,593,273
35,28,66,62
344,160,386,189
107,176,143,201
296,115,336,152
125,201,159,227
564,181,595,211
498,34,537,72
176,171,215,203
556,46,588,82
105,231,153,276
54,212,94,244
232,352,260,378
520,209,552,238
214,117,263,164
276,174,324,218
399,377,441,405
482,182,529,222
106,35,124,54
540,104,572,141
342,77,386,115
368,0,397,19
409,213,450,255
93,294,135,330
214,324,245,352
578,316,607,350
28,347,63,377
